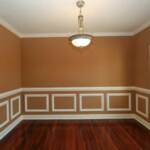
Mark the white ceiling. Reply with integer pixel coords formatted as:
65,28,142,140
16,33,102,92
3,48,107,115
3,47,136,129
0,0,150,37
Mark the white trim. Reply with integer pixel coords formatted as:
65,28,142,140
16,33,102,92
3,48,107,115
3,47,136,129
22,114,150,130
136,94,149,118
0,114,149,141
21,32,134,38
92,32,133,37
22,32,75,38
133,21,150,35
0,87,149,96
10,96,21,120
0,101,9,128
22,114,134,120
133,114,150,130
79,93,104,112
0,116,23,140
107,93,132,111
22,86,134,92
133,87,150,94
0,86,148,94
20,86,150,94
0,88,22,99
0,87,149,99
25,94,49,112
52,94,76,112
0,18,22,37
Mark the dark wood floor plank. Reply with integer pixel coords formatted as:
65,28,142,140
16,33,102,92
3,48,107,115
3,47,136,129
119,120,150,150
0,120,150,150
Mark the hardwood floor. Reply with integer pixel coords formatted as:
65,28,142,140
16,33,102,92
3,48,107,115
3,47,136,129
0,120,150,150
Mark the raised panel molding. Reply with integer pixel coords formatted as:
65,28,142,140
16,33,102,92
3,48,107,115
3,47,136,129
25,94,49,112
52,94,76,112
1,87,150,141
0,101,9,129
136,94,149,118
107,93,132,111
79,93,104,112
10,96,21,120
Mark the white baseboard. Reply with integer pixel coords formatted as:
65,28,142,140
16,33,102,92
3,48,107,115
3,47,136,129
0,114,150,141
22,114,134,120
133,114,150,130
22,114,150,130
0,116,23,140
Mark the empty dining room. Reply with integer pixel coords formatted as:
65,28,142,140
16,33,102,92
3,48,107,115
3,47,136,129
0,0,150,150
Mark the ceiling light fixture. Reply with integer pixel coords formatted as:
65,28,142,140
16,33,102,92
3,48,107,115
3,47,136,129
69,0,92,48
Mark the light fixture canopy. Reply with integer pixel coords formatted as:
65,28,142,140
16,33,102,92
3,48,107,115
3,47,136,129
69,0,92,48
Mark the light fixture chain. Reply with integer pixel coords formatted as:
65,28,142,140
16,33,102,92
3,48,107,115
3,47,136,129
78,8,84,33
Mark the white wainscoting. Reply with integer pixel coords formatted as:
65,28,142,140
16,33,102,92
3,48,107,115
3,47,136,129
0,86,150,141
0,101,9,128
79,93,104,112
52,94,77,112
107,93,132,111
10,96,21,120
136,94,149,118
25,94,49,112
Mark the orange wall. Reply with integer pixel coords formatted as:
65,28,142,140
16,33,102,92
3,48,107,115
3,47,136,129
21,37,134,87
0,25,21,92
0,24,149,90
134,27,150,89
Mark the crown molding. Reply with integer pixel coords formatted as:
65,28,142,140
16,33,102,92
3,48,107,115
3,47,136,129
92,32,134,37
0,17,149,38
0,18,22,37
21,32,134,38
21,33,74,38
132,21,150,35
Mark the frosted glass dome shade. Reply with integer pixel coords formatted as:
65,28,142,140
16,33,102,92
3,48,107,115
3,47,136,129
70,34,92,47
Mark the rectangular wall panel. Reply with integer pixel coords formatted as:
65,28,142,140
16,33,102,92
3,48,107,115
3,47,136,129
52,94,76,112
79,94,104,112
0,101,9,128
10,96,21,120
136,94,149,118
25,94,49,112
107,93,131,111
